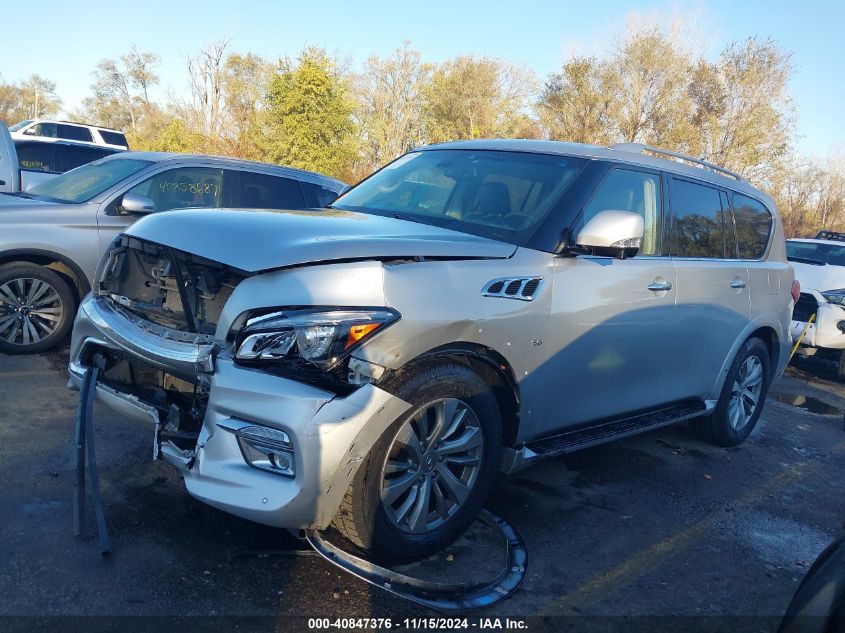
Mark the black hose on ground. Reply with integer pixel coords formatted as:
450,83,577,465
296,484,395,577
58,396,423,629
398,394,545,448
73,365,111,557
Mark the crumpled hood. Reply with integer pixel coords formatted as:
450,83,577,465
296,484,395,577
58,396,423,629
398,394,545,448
791,260,845,294
124,207,517,272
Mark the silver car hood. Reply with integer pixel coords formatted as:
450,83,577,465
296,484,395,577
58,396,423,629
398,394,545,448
124,208,517,272
0,194,57,211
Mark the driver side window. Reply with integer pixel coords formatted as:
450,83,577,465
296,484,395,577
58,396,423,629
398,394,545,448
580,168,662,256
121,167,225,213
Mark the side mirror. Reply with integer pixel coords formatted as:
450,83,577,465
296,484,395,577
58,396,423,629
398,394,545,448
576,210,644,257
120,193,156,215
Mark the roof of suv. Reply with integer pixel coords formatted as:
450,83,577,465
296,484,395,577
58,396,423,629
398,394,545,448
97,151,346,188
422,139,774,206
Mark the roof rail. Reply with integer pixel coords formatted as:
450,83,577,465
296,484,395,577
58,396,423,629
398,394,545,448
609,143,747,183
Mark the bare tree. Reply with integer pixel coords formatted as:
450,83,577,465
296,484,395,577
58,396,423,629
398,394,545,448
186,39,230,138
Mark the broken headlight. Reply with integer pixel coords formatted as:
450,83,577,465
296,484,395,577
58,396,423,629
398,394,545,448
234,308,399,370
822,290,845,306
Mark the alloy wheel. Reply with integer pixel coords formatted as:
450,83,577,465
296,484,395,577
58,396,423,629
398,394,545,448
728,355,764,431
0,278,64,346
380,398,484,534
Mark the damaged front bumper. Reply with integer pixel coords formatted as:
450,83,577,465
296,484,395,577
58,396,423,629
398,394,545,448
69,294,411,529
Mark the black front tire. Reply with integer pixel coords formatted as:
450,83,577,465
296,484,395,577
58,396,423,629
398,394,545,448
331,361,502,564
0,264,76,355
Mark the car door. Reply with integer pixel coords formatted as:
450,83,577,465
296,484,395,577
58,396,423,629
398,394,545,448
669,176,751,399
96,165,231,256
540,165,684,430
0,122,20,193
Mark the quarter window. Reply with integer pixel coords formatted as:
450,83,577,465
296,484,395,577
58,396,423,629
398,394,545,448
581,168,662,256
122,167,225,212
301,181,341,207
237,171,305,209
16,144,55,172
732,193,773,259
99,130,128,147
670,179,726,258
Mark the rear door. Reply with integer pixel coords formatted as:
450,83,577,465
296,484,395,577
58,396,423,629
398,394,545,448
0,122,20,193
669,176,751,399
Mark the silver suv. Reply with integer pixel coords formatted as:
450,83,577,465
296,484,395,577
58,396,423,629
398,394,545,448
68,140,794,562
0,152,344,353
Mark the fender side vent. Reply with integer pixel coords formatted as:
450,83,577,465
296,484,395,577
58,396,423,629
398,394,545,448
482,276,544,302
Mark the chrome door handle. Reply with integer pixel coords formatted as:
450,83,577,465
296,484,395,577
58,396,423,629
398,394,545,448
647,281,673,292
730,279,747,289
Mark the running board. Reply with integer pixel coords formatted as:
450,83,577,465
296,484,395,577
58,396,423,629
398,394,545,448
501,399,710,473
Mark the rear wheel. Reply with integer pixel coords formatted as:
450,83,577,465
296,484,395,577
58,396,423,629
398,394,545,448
0,264,75,354
332,361,502,564
694,337,770,447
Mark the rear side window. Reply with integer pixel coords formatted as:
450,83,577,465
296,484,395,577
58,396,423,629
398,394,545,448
99,130,128,147
238,171,305,209
57,124,93,143
732,193,773,259
670,178,726,258
301,181,341,207
62,147,109,171
580,168,662,256
16,144,56,172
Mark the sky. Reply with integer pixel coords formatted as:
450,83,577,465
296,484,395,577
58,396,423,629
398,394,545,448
1,0,843,157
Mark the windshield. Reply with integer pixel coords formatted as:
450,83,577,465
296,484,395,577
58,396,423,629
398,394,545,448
786,241,845,267
8,120,33,132
332,149,585,244
26,157,153,203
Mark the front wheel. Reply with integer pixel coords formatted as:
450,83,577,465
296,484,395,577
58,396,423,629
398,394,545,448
694,337,770,447
331,361,502,564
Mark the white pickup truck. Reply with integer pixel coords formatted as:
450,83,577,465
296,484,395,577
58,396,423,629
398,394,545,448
787,232,845,376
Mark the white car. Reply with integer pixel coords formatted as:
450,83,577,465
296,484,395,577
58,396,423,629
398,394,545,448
787,232,845,375
9,119,128,150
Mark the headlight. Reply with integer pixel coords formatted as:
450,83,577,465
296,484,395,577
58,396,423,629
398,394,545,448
234,308,399,369
822,290,845,306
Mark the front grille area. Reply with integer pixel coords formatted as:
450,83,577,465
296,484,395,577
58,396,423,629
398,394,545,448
97,236,247,335
793,292,818,323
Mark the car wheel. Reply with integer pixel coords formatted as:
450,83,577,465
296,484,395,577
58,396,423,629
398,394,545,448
332,361,502,564
694,337,770,447
0,264,76,354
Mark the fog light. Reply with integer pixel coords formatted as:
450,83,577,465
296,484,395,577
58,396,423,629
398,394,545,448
223,424,295,477
838,321,845,333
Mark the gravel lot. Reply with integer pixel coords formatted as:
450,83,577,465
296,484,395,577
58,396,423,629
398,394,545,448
1,346,843,632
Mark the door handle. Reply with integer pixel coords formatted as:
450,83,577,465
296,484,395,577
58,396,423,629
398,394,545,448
730,279,747,289
647,281,673,292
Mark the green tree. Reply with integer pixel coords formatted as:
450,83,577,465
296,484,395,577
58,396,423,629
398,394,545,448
538,56,617,145
261,47,358,181
354,42,432,175
0,74,61,124
222,52,273,159
422,56,538,143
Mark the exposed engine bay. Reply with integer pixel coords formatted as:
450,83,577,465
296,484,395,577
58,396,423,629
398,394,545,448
89,236,250,453
96,235,247,335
